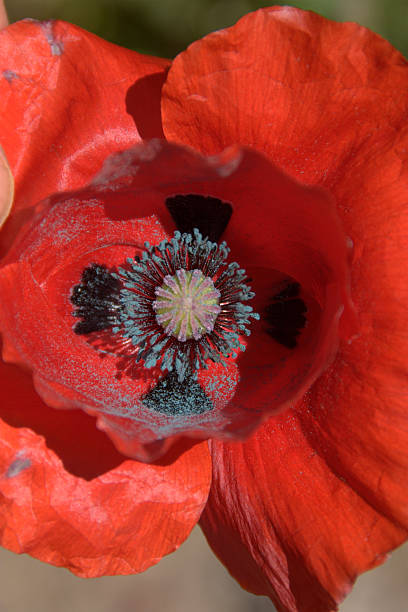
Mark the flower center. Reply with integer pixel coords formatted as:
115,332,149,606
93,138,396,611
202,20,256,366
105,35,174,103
153,269,221,342
71,228,259,382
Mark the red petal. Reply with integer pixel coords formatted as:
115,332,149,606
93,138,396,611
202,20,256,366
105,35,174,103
0,390,211,577
163,13,408,606
0,19,169,252
162,7,407,185
199,123,408,610
0,351,130,480
201,407,408,612
0,210,170,461
209,147,357,434
0,141,353,460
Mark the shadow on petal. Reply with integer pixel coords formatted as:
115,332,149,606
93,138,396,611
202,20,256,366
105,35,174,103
126,70,169,140
0,342,126,480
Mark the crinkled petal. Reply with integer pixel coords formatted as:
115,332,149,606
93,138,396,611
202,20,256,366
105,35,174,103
199,84,408,612
164,8,408,609
201,400,408,612
0,141,353,461
162,6,408,187
0,18,169,253
0,410,211,577
0,351,132,480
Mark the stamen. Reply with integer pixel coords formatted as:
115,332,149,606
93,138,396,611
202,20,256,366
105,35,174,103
71,229,259,383
114,229,259,381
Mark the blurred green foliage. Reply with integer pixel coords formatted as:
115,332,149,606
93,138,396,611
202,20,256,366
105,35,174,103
7,0,408,58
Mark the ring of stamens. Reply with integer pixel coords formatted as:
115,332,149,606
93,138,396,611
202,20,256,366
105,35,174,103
71,228,259,382
114,229,259,381
153,269,221,342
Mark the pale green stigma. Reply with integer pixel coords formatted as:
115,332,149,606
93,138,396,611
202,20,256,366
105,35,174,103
153,269,221,342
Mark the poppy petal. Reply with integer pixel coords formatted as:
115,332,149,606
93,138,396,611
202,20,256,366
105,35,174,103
201,406,408,612
0,18,169,252
0,396,211,577
0,352,133,480
208,147,357,436
162,6,407,185
164,11,408,607
0,141,353,461
0,142,243,461
199,120,408,610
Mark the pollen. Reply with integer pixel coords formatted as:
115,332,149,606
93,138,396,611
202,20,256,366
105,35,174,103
153,269,221,342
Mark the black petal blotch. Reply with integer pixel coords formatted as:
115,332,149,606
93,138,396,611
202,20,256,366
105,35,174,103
166,194,233,243
265,282,307,349
142,370,213,416
71,264,121,334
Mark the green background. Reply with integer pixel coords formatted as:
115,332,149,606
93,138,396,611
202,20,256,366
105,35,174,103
8,0,408,58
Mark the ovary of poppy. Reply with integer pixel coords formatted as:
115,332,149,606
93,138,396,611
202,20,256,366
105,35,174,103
0,8,407,612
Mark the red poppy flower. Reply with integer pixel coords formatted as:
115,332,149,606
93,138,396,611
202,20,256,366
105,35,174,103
0,7,407,612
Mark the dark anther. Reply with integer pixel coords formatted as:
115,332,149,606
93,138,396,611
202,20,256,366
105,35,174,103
142,369,214,416
166,194,233,242
265,282,307,349
71,264,122,334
